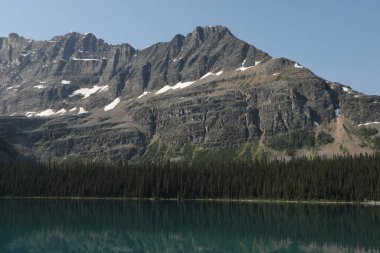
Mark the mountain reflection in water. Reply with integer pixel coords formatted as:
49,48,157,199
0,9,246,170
0,199,379,253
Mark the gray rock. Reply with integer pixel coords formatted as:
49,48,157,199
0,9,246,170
0,26,379,162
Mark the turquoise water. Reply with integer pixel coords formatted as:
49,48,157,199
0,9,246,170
0,199,379,253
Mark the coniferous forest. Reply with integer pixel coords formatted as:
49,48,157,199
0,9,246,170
0,153,380,201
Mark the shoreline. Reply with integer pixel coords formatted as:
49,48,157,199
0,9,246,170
1,196,380,206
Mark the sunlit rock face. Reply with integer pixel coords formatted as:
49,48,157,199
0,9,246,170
0,26,379,162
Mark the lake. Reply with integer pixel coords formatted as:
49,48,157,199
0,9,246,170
0,199,379,253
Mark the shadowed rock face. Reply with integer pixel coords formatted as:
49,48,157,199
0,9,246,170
0,26,379,162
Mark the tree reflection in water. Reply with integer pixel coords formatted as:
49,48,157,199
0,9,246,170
0,199,379,253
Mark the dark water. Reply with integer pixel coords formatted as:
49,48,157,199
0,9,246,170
0,199,379,253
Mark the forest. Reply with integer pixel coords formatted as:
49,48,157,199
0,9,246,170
0,153,379,201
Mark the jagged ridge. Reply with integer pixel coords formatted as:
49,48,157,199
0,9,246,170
0,26,379,162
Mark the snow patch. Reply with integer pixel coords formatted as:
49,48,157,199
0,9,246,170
201,72,214,79
77,107,88,115
104,98,121,111
61,80,71,85
236,66,253,71
56,109,67,114
69,107,77,112
273,73,280,76
358,122,380,127
155,85,173,95
236,58,256,71
342,87,352,93
200,70,223,79
334,108,341,117
6,85,20,90
25,112,37,117
25,108,67,118
138,91,150,98
156,81,196,95
72,57,100,62
200,71,223,79
34,85,45,89
294,63,303,69
172,81,196,89
36,109,57,117
313,121,319,126
70,85,109,99
173,57,182,63
255,61,261,66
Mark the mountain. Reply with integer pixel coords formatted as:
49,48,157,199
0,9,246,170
0,26,379,163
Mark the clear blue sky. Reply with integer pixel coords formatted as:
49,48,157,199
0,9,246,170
1,0,379,95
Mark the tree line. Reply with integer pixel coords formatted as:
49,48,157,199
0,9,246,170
0,153,379,201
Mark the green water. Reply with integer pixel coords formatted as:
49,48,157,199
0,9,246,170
0,199,379,253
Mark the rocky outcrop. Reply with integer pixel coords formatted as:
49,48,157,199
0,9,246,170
341,95,380,125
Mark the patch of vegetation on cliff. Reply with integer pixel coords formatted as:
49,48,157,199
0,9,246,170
191,147,240,162
357,127,379,138
356,127,380,150
316,131,334,146
182,142,266,163
236,142,260,161
144,139,170,160
274,73,283,81
374,137,380,150
266,130,315,156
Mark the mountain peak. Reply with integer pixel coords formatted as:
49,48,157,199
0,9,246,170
190,25,232,40
62,31,97,39
0,26,379,163
204,25,231,33
8,33,20,39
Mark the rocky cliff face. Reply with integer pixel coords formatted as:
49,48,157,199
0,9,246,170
0,26,379,162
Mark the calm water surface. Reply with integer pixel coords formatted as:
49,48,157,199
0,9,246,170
0,199,379,253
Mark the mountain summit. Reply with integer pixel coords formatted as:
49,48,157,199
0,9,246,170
0,26,379,162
